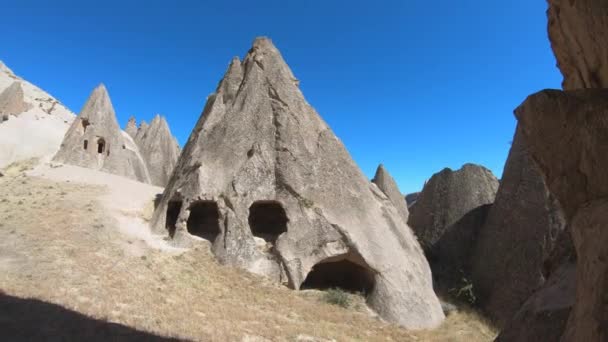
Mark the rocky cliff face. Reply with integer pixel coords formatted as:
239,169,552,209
408,164,499,250
0,61,75,168
53,85,151,183
516,89,608,342
372,164,409,223
125,116,138,138
133,115,181,187
151,37,444,329
547,0,608,89
472,126,567,325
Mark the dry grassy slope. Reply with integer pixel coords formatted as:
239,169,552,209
0,163,496,341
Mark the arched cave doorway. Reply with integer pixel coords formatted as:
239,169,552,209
301,255,376,295
187,201,221,243
165,200,182,238
248,201,288,244
97,138,106,154
83,140,88,150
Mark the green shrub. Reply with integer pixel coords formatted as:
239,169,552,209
323,288,351,308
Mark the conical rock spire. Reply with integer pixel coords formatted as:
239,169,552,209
151,37,444,328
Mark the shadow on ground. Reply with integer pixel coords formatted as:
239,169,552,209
0,292,185,341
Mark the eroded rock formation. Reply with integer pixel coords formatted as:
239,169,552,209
53,84,151,183
0,82,30,119
471,127,567,325
372,164,409,222
133,115,181,187
408,163,499,250
515,89,608,342
125,116,138,138
151,37,444,329
547,0,608,90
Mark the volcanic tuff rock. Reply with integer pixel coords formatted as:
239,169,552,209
53,84,151,183
547,0,608,89
125,116,138,138
408,163,499,250
471,126,567,326
405,192,420,208
372,164,409,222
515,89,608,342
0,82,30,118
133,115,181,187
151,37,444,329
0,61,75,168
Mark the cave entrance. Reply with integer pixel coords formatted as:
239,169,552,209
97,138,106,154
248,201,288,244
301,255,376,295
81,118,90,132
83,140,88,150
187,201,220,243
166,200,182,238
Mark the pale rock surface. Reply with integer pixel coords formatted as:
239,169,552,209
125,116,138,138
515,89,608,342
0,61,75,168
547,0,608,90
53,84,151,183
372,164,409,222
133,114,181,187
408,163,499,250
151,37,444,329
471,126,567,325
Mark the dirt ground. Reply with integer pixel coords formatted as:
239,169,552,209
0,163,496,341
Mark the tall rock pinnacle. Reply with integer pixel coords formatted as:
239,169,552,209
151,37,444,329
53,84,151,183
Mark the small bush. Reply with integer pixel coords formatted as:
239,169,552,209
323,288,351,308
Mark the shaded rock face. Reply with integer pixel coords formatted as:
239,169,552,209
471,126,567,326
496,262,576,342
547,0,608,90
408,164,499,250
372,164,409,222
0,82,30,118
53,85,151,183
151,37,444,329
125,116,138,138
405,192,420,208
515,89,608,342
133,115,181,187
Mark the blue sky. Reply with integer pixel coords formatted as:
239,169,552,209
1,0,561,193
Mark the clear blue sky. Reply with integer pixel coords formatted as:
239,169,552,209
1,0,561,193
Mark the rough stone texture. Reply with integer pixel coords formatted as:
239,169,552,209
0,82,30,117
430,203,491,294
547,0,608,90
372,164,409,223
125,116,138,138
515,89,608,342
471,126,567,326
133,115,181,187
408,164,499,250
151,37,444,329
496,262,576,342
405,192,420,208
53,84,151,184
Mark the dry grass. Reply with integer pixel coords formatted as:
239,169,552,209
0,168,497,341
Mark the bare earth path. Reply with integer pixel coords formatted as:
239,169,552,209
0,162,496,341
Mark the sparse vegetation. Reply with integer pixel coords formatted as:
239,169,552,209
323,288,352,308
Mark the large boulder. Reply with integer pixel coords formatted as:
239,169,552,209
150,37,444,329
408,163,499,250
133,114,181,187
53,84,151,183
372,164,409,222
547,0,608,90
471,127,567,325
515,88,608,342
0,82,30,118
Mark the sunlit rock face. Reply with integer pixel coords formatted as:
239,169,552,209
150,37,444,329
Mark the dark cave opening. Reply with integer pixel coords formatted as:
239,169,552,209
301,258,376,295
187,201,221,243
165,200,182,238
248,201,288,244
